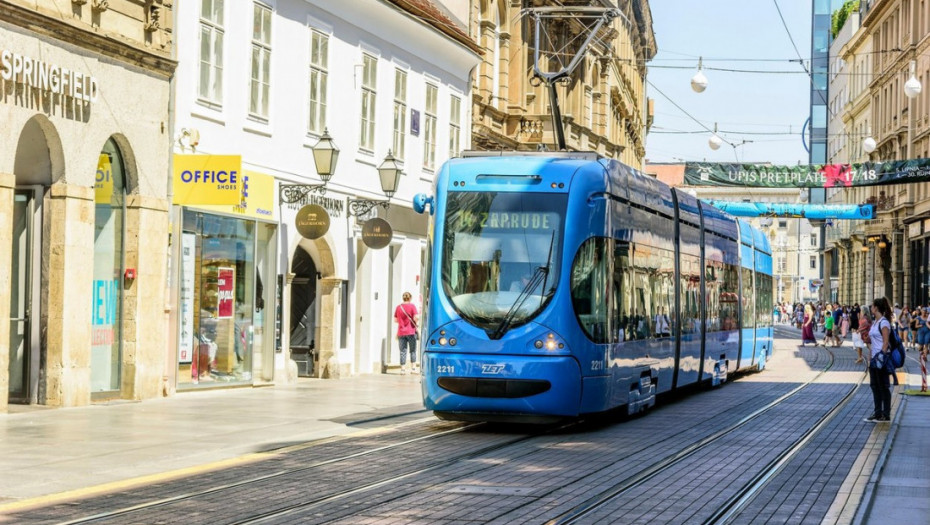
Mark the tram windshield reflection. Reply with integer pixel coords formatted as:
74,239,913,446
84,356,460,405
442,191,566,333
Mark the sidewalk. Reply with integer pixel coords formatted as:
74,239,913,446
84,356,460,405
0,373,424,507
856,351,930,524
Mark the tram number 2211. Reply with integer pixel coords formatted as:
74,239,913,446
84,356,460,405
436,365,455,374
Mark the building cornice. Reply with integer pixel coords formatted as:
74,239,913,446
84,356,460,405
0,2,176,77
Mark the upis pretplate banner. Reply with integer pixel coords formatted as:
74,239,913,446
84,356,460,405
684,159,930,188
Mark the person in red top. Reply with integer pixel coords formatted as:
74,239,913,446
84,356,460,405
394,292,420,374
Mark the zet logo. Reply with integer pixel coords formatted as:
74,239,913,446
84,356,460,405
481,364,505,375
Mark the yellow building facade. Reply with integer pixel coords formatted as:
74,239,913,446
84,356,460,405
467,0,656,170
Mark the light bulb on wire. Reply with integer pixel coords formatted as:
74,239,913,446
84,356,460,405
691,57,707,93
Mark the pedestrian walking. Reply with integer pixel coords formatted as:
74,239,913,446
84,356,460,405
802,304,817,346
822,307,835,347
393,292,420,375
840,306,850,342
853,305,871,365
865,297,894,423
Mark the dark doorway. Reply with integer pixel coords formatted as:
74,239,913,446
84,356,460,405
290,246,318,376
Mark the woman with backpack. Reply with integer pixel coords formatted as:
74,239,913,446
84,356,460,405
866,297,894,423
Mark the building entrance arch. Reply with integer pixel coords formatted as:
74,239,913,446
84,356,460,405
289,236,340,378
8,115,63,405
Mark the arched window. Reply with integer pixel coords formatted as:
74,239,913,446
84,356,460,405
91,138,126,394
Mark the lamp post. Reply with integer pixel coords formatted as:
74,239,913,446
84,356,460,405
347,150,403,217
280,128,340,203
904,60,923,160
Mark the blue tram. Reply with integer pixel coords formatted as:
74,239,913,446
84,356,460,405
413,152,773,422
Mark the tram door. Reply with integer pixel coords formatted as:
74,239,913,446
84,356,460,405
9,188,41,403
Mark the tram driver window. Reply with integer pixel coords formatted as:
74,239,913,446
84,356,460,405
571,237,611,343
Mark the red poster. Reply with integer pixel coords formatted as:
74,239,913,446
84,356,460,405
217,267,235,319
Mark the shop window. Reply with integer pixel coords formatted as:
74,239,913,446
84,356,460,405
180,211,256,386
91,138,126,394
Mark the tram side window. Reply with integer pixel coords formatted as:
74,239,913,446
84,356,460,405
680,253,701,335
628,244,676,340
705,260,723,332
571,237,611,343
720,263,739,331
755,273,773,328
613,242,630,343
741,267,755,330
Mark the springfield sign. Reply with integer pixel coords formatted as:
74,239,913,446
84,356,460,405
1,49,99,102
684,159,930,188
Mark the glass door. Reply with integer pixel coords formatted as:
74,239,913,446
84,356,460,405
9,190,33,401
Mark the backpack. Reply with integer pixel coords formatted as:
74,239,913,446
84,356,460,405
888,327,905,369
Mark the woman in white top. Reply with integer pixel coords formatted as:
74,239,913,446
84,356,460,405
866,297,894,422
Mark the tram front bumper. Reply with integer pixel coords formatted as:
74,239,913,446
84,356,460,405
421,352,582,418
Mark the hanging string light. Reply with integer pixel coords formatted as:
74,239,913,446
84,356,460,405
690,57,708,93
708,122,723,150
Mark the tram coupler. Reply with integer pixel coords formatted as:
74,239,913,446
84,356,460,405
712,357,728,387
627,374,656,415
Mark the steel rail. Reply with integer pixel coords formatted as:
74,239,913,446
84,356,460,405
704,365,867,524
55,419,480,525
545,347,840,525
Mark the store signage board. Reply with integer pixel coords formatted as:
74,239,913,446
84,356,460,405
195,170,278,221
295,204,330,239
173,155,242,205
0,49,99,103
217,267,235,319
362,217,393,249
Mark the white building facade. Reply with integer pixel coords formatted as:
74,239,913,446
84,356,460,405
170,0,480,389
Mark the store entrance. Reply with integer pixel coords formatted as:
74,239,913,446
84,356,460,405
9,190,37,402
290,246,318,376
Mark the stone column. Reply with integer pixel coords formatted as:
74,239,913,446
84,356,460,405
121,195,170,400
0,173,15,412
316,277,347,379
43,183,95,407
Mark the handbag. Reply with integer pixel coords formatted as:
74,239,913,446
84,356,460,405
400,304,419,341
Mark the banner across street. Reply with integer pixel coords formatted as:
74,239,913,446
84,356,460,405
684,159,930,188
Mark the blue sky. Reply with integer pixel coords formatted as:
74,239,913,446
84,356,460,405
645,1,817,165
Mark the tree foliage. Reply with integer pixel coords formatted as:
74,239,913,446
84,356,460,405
832,1,860,39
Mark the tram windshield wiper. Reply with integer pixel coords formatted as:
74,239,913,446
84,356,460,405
490,232,556,340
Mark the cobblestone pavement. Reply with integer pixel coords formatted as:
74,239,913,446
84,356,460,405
0,332,903,525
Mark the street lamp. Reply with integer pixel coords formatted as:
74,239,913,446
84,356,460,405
348,150,403,217
708,122,722,151
691,57,708,93
905,60,922,160
280,128,340,203
862,128,876,156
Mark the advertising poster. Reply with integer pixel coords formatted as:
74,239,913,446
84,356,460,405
95,154,113,204
91,279,117,346
178,233,195,364
217,267,235,319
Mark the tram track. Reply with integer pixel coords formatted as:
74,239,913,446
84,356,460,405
29,347,852,525
543,346,855,525
50,419,486,525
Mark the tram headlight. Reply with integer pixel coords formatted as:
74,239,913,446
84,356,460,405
534,340,544,349
438,337,448,346
546,340,557,350
449,338,457,346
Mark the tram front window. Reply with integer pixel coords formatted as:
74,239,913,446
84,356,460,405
442,191,566,335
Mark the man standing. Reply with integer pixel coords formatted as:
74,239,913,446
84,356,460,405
394,292,420,374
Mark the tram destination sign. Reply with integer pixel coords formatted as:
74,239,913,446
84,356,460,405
684,158,930,188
